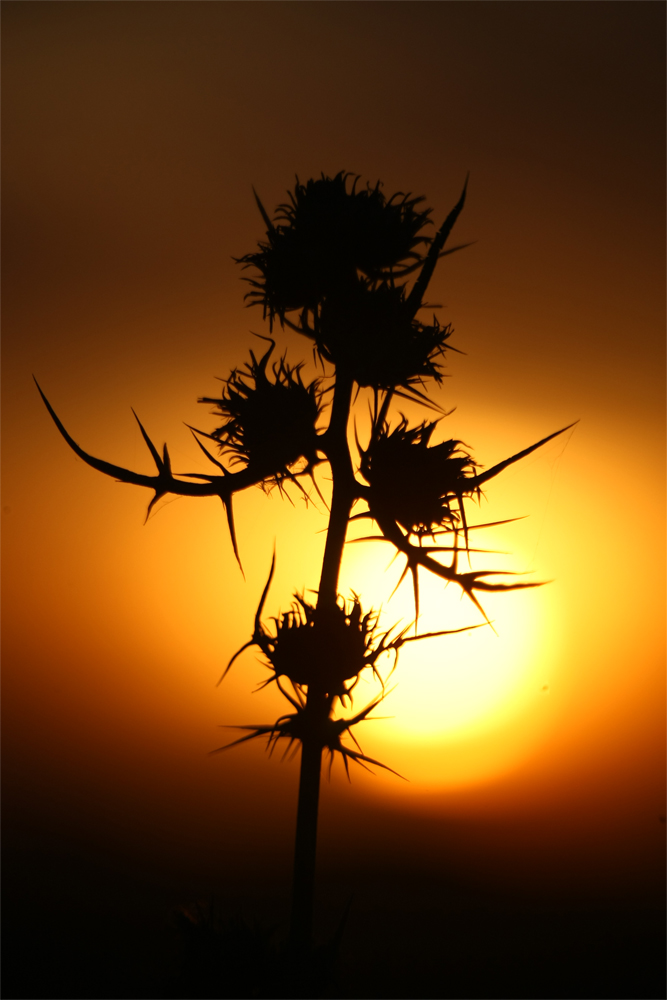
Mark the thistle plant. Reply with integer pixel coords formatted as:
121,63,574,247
36,172,572,965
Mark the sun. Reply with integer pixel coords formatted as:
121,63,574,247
375,575,544,737
337,525,558,772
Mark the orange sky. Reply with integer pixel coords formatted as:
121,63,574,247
3,2,664,906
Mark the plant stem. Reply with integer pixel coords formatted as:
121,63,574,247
289,701,324,950
289,371,354,951
317,371,355,605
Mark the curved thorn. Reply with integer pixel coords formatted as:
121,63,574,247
221,493,244,575
392,386,446,412
34,379,156,487
255,551,276,633
252,186,274,232
411,562,420,629
275,675,301,711
388,560,410,600
435,241,476,260
217,639,255,686
189,429,227,473
399,623,488,646
184,422,221,443
131,410,164,471
469,422,579,490
209,727,272,754
407,175,469,317
144,491,166,524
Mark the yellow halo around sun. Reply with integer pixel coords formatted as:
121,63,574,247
336,527,559,786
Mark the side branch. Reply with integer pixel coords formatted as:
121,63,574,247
376,513,541,625
34,379,266,568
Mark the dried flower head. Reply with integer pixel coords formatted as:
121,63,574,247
235,594,398,701
199,340,322,487
361,418,479,538
311,279,453,388
266,597,368,688
237,172,433,326
221,557,414,702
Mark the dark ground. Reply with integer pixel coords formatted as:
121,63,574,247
3,828,665,1000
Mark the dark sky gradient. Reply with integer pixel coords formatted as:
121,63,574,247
3,4,665,997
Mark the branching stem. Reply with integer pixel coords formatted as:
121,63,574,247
289,370,354,950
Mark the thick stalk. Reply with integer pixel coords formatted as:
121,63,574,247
289,371,355,951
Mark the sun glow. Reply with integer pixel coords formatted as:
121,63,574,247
337,524,559,757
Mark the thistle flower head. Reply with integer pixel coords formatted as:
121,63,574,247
256,593,396,700
238,172,433,325
361,418,479,538
222,557,408,702
314,279,453,388
199,340,322,487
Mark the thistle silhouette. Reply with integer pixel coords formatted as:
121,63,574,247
35,172,573,986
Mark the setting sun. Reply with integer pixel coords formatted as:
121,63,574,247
4,4,664,998
334,516,560,786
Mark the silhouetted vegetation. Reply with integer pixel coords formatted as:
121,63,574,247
37,172,573,996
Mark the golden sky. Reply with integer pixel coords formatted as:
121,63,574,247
3,2,664,903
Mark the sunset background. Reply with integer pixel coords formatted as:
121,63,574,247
3,3,664,997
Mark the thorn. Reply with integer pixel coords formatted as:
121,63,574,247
132,410,163,470
220,493,244,576
255,550,276,633
252,187,274,232
189,429,227,473
471,422,579,490
144,491,164,524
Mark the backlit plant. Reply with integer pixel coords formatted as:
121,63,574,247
36,172,572,980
